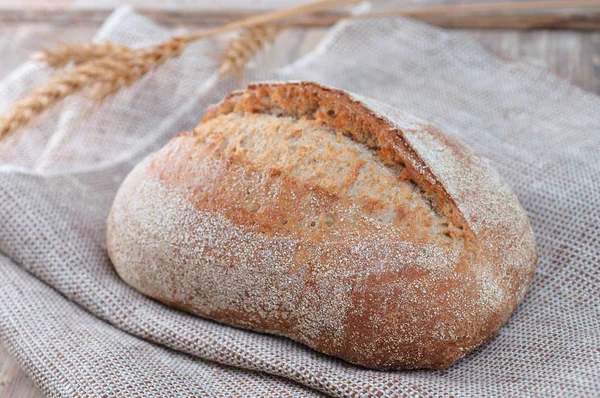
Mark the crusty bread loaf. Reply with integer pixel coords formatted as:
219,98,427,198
107,81,537,369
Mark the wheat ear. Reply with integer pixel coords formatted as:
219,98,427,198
220,25,282,77
32,41,135,68
0,0,361,141
4,0,590,142
0,63,117,140
0,39,186,139
89,38,187,99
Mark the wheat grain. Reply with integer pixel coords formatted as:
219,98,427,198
219,26,281,77
0,38,187,139
0,62,119,139
32,41,135,68
90,38,187,99
2,0,598,141
180,0,361,42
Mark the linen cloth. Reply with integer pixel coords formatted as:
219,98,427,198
0,5,599,397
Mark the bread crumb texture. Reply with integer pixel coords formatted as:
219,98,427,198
107,82,537,369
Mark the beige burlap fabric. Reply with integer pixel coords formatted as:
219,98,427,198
0,5,598,397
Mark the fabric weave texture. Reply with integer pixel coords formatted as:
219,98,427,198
0,5,598,397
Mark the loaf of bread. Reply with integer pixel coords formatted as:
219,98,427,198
107,81,537,369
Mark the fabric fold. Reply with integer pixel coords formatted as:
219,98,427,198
0,5,599,398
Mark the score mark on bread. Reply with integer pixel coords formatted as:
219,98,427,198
107,82,537,369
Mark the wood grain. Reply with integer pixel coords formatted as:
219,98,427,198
0,343,41,398
0,1,598,396
1,2,599,30
419,11,600,29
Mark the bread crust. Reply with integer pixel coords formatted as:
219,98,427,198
107,81,537,369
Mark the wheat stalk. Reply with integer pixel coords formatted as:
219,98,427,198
0,63,117,140
0,39,187,139
2,0,599,141
89,38,187,99
0,0,357,141
220,25,282,77
179,0,360,42
32,41,135,68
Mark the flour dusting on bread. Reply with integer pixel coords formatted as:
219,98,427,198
194,112,455,245
107,81,537,369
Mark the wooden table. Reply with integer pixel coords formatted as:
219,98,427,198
0,1,598,397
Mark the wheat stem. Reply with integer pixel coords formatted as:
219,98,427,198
2,0,598,141
180,0,361,43
90,39,187,99
0,62,118,140
0,39,187,139
219,26,281,77
1,0,353,140
32,41,134,68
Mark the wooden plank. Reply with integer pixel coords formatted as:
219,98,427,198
471,29,600,93
0,0,307,11
0,0,314,24
414,11,600,30
0,343,42,398
0,1,599,30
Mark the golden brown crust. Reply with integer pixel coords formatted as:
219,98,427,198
203,82,473,244
107,81,537,369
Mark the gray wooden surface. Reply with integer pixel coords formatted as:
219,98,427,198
0,343,40,398
0,2,599,397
